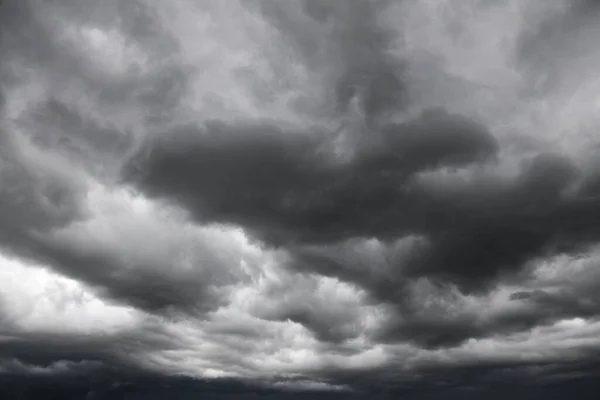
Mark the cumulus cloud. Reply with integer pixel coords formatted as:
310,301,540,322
2,0,600,398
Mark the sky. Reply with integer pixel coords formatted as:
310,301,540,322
1,0,600,398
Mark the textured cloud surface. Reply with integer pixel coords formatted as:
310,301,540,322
2,0,600,398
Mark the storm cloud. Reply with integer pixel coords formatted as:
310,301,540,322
2,0,600,398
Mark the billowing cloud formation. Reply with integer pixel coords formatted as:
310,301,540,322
2,0,600,398
126,108,498,246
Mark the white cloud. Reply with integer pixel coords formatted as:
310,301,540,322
0,251,140,335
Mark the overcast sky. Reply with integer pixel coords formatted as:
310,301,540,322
2,0,600,398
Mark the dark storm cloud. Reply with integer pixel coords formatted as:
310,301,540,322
30,239,238,315
0,335,121,370
316,359,600,400
508,255,600,325
291,244,535,349
0,373,354,400
0,311,174,357
0,322,348,398
126,106,600,347
578,157,600,197
3,344,600,400
128,98,600,293
287,151,600,347
126,108,497,246
311,152,598,285
0,324,169,399
0,87,5,112
509,289,599,319
0,316,220,399
375,286,600,349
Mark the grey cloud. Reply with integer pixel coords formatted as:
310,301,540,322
324,0,405,122
259,0,405,123
0,373,355,400
2,364,599,400
248,274,367,343
275,306,361,344
30,239,240,315
509,289,599,319
0,128,86,246
125,105,600,345
0,0,186,164
126,108,497,247
374,290,589,349
508,255,600,325
0,335,123,370
0,321,172,387
0,125,240,316
286,164,600,347
17,98,134,177
0,122,214,315
330,360,600,399
379,108,499,169
516,0,600,98
4,0,600,396
289,246,511,348
126,105,600,296
394,153,599,290
0,0,222,316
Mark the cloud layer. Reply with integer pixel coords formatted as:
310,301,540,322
2,0,600,398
